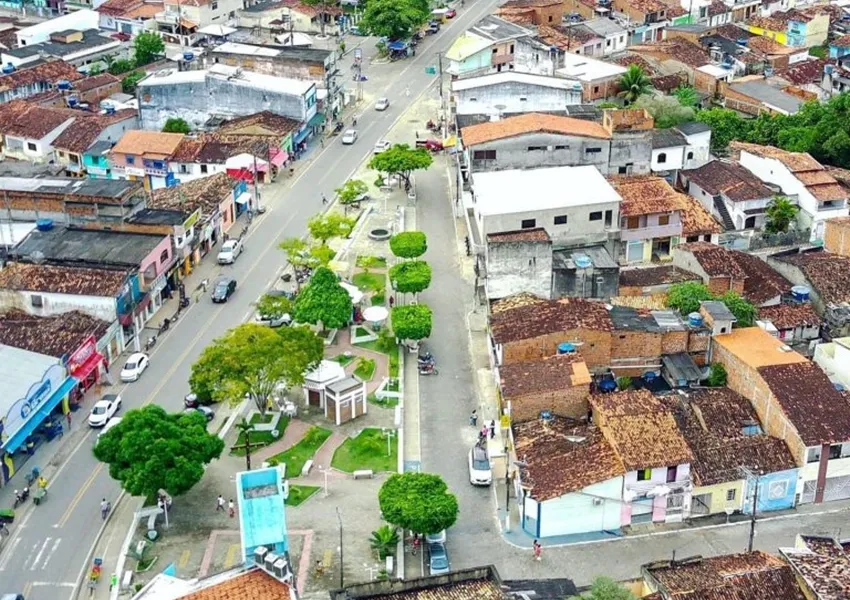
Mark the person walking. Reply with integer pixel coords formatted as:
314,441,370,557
65,411,72,430
216,495,225,512
321,193,328,205
489,419,496,439
469,410,477,427
532,540,542,561
228,499,235,518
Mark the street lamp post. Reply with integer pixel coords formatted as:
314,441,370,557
336,507,344,588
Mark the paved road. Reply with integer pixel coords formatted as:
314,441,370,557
0,3,499,597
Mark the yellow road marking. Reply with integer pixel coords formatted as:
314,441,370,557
56,463,104,529
178,549,191,569
22,582,32,598
223,544,240,569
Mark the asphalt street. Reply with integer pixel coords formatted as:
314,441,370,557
0,2,500,597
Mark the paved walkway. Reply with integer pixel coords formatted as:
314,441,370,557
253,419,312,464
303,432,348,483
332,327,391,395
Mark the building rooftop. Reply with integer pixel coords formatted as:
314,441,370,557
0,176,140,200
644,551,806,600
111,130,184,158
486,228,551,244
150,172,235,216
0,100,74,140
758,361,850,446
468,14,530,41
701,300,737,322
712,326,808,369
781,535,850,600
499,352,591,399
552,245,618,270
728,80,803,115
650,128,687,149
10,28,118,59
15,227,166,268
0,58,83,94
52,109,136,154
0,262,128,297
675,121,712,136
757,303,820,330
473,165,621,217
450,71,581,93
328,566,508,600
612,176,689,216
582,17,625,36
619,265,700,288
629,38,711,68
683,160,776,201
127,208,188,226
138,65,316,97
490,297,613,344
216,110,301,137
461,113,610,146
556,52,627,82
773,251,850,306
0,309,109,358
73,73,120,93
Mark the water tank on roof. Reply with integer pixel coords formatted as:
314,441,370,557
791,285,810,302
736,38,748,46
183,51,194,62
764,67,774,77
105,105,115,115
688,312,704,327
57,79,71,90
67,96,78,107
598,378,617,393
539,410,554,424
558,342,576,354
573,254,592,269
2,63,14,74
36,218,54,231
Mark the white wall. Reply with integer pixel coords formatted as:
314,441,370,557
538,477,624,537
683,131,711,168
168,162,228,183
4,118,74,162
651,146,685,171
478,201,619,244
16,9,100,45
455,81,582,117
0,289,118,322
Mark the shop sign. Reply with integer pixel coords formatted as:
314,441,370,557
4,363,66,437
125,166,145,177
67,336,97,375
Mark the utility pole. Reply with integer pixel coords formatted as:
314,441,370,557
741,466,761,552
436,51,443,100
336,507,344,589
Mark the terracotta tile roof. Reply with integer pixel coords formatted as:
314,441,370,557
363,577,507,600
217,111,300,137
832,34,850,48
707,0,729,16
537,24,599,50
96,0,144,16
500,352,591,399
666,5,687,17
611,54,657,75
675,388,798,486
179,568,291,600
461,113,611,146
782,537,850,600
774,251,850,305
490,292,547,315
513,419,624,501
0,262,129,297
125,3,162,18
0,101,74,140
625,0,667,14
590,389,693,471
170,134,268,164
679,242,746,277
73,73,120,93
170,138,205,162
747,14,787,31
0,309,109,358
758,361,850,445
0,59,83,94
490,297,613,344
619,265,700,288
487,228,551,243
52,109,136,153
150,172,234,215
629,38,711,68
111,130,184,158
609,295,668,310
651,73,684,93
683,160,775,202
747,34,792,54
612,176,689,216
777,57,828,85
757,302,820,330
645,551,807,600
495,7,536,24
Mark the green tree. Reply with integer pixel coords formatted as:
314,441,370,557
369,525,400,559
88,63,103,76
256,294,293,319
93,405,224,499
720,291,756,327
234,418,256,471
764,195,799,233
674,84,698,108
310,244,336,267
109,58,135,75
696,108,750,152
368,144,433,189
360,0,430,40
391,304,432,341
293,266,353,331
633,95,695,129
280,237,311,269
378,473,458,535
336,179,369,213
307,213,355,246
189,323,323,414
300,0,335,36
121,72,145,94
706,362,727,387
666,282,713,315
163,117,190,134
569,576,637,600
389,231,427,259
133,31,165,66
388,260,431,295
616,64,651,105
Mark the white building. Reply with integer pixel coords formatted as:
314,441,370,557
582,18,629,56
0,104,75,163
814,336,850,391
16,9,101,46
649,122,712,174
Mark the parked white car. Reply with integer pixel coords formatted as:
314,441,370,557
120,352,149,382
89,394,122,427
373,140,391,154
468,444,492,486
217,239,243,264
341,129,358,145
97,417,123,441
375,97,390,111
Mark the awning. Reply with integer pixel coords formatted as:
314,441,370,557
271,151,288,167
2,376,78,453
235,191,252,205
73,351,104,382
307,112,326,128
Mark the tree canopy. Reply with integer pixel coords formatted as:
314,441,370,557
122,72,144,94
378,473,458,535
765,195,799,233
109,58,135,75
368,144,433,187
94,405,224,499
719,291,756,327
389,231,427,259
391,304,432,341
294,266,353,330
336,179,368,212
666,282,713,315
163,117,190,134
388,260,432,295
133,31,164,66
360,0,430,40
256,293,293,319
189,323,323,413
307,213,355,246
616,65,651,105
674,84,698,108
633,95,695,129
695,107,750,152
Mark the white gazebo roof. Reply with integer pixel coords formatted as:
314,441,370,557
340,281,364,304
305,359,346,385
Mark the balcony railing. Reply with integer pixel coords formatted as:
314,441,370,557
619,222,682,242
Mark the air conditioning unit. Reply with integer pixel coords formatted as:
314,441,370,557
253,546,269,566
264,552,279,573
273,557,293,581
592,497,603,506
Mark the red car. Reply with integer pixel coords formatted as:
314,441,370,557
446,8,457,17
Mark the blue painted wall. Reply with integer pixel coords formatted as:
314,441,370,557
743,468,798,513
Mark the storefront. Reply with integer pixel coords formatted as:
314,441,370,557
66,335,105,408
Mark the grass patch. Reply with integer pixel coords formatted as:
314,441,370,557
386,378,399,392
354,339,400,378
356,256,387,269
230,415,289,456
286,485,320,506
250,413,274,425
371,293,386,306
355,326,371,338
352,271,385,293
332,428,398,473
331,353,356,366
368,393,399,408
354,357,376,381
268,426,332,476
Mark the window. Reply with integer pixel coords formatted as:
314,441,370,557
593,86,600,94
589,211,602,221
521,219,536,229
554,215,567,225
605,209,612,227
200,164,209,174
211,0,218,8
153,161,164,170
179,164,188,174
618,166,628,174
829,444,842,460
687,151,694,160
726,489,736,502
624,216,639,229
519,97,527,102
606,39,611,46
469,97,477,102
30,294,43,308
527,145,547,151
548,15,553,21
666,466,677,483
554,145,569,150
667,494,683,509
160,249,170,265
626,240,643,262
492,48,498,54
126,156,135,165
658,214,670,226
686,235,698,242
637,468,651,481
585,147,602,154
657,152,667,164
702,234,711,242
27,142,37,151
509,44,514,53
807,446,822,463
473,150,496,160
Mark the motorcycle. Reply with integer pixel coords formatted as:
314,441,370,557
417,352,436,366
418,364,439,376
144,335,157,352
13,488,29,508
179,296,190,309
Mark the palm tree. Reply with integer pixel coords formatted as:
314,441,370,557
369,525,399,559
674,84,698,108
617,65,652,105
764,195,799,233
235,418,256,471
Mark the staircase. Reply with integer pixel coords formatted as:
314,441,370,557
712,196,736,231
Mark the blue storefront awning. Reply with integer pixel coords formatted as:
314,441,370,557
293,123,310,144
2,376,78,453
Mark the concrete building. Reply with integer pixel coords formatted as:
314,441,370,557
649,122,712,175
1,29,122,70
138,65,318,138
499,352,591,423
52,109,137,177
0,101,76,163
96,0,162,38
555,52,627,101
15,8,100,45
155,0,241,46
485,228,553,300
109,130,184,190
814,336,850,391
824,216,850,257
552,245,620,299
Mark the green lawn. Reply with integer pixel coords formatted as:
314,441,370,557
371,293,386,306
355,340,400,378
352,271,385,293
367,392,399,409
286,485,320,506
331,353,356,366
354,357,376,381
354,326,371,338
332,428,397,473
250,413,274,425
230,415,289,456
356,256,387,269
268,426,332,476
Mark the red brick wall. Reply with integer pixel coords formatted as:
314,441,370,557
693,70,718,96
502,328,612,370
611,331,663,360
661,330,688,354
508,385,590,423
707,276,732,296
